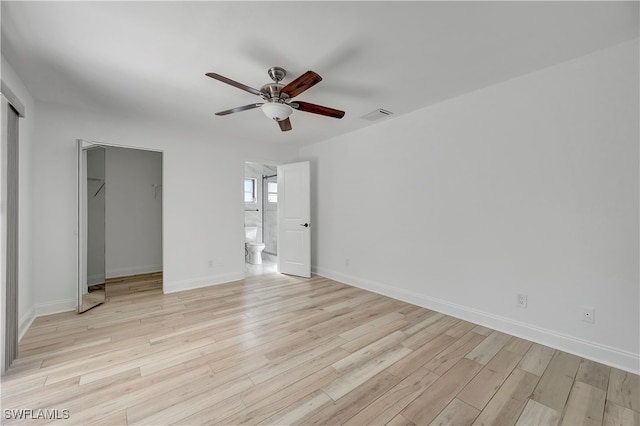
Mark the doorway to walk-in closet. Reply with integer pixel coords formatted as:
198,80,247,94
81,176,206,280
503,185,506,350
79,141,163,312
244,162,278,277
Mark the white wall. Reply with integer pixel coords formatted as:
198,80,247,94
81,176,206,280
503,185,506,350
1,56,36,340
29,100,297,312
299,39,639,373
105,146,163,278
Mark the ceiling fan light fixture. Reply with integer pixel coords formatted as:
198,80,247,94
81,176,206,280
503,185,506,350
261,102,293,121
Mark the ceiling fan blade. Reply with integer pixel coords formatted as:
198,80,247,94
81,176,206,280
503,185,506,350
215,103,263,116
278,117,292,132
206,73,262,97
292,101,345,119
280,71,322,98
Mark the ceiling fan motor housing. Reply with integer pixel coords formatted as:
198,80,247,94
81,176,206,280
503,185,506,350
260,83,288,102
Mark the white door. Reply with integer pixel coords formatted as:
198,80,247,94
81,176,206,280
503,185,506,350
277,161,311,278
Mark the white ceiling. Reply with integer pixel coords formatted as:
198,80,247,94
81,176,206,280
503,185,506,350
2,1,638,146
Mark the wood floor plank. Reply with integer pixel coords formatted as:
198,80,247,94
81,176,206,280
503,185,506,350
444,320,476,339
248,336,346,385
78,336,219,385
464,330,512,365
603,401,640,426
323,345,412,400
347,367,440,426
240,352,344,408
49,365,208,425
226,366,339,425
518,343,556,376
338,311,405,341
402,358,483,425
125,366,222,423
2,273,638,426
172,394,246,425
258,389,332,426
429,398,480,426
403,312,445,335
88,409,128,426
301,371,401,425
131,375,254,425
423,331,486,375
332,330,407,372
472,368,540,426
504,336,533,356
607,367,640,412
388,413,416,426
386,332,455,380
339,318,409,353
531,350,581,412
472,325,493,336
458,348,523,410
561,381,606,425
516,399,561,426
576,358,611,391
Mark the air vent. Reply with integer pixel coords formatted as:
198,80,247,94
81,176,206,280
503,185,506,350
361,108,394,121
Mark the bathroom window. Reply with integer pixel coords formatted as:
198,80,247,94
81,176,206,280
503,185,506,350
267,182,278,203
244,178,257,203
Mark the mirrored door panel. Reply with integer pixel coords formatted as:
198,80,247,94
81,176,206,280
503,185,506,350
78,140,106,313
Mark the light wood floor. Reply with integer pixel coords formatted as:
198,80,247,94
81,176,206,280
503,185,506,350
2,273,638,425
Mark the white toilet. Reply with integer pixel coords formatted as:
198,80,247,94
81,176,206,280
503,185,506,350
245,226,266,265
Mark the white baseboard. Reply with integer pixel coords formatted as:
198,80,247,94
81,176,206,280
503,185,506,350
313,266,640,375
18,306,36,341
106,264,163,279
163,272,244,294
17,299,77,342
34,298,77,317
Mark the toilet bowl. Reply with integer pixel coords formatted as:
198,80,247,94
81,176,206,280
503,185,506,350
245,226,266,265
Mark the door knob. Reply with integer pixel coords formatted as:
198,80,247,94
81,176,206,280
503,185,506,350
300,223,310,227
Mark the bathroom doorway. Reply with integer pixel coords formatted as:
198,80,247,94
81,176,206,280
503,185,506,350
244,162,278,276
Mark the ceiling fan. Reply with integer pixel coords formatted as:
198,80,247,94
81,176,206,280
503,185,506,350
205,67,345,132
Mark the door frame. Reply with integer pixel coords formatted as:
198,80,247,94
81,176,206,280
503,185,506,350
241,158,312,279
242,158,282,278
76,139,165,301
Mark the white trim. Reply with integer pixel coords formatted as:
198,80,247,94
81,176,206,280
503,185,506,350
313,266,640,375
106,265,163,279
163,272,244,294
18,306,35,341
76,138,165,298
34,298,77,318
0,80,25,117
80,139,163,154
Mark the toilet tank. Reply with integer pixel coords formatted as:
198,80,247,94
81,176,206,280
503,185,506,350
245,226,258,242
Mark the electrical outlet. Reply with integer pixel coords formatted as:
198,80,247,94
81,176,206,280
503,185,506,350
582,307,595,323
208,260,214,268
345,258,350,267
517,293,527,308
